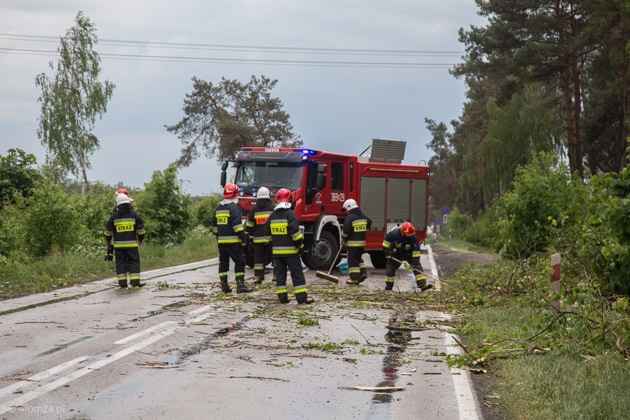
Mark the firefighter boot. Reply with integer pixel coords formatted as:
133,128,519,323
385,281,394,291
118,279,128,288
236,276,253,294
220,276,232,294
417,280,434,291
253,270,264,285
130,280,145,288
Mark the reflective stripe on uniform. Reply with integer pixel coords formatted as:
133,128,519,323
347,240,366,247
218,235,241,244
294,288,306,294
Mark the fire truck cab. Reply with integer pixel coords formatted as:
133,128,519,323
220,139,430,271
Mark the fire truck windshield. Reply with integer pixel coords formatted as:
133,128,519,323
235,161,304,192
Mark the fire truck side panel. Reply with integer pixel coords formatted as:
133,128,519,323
412,178,428,234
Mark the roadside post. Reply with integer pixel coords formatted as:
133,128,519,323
550,253,561,310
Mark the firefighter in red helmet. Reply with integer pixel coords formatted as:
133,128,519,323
264,188,313,304
212,183,253,294
382,222,433,291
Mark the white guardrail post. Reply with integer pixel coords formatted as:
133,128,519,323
550,253,561,311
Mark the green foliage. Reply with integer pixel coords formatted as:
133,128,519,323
135,165,192,243
581,152,630,294
35,11,115,191
446,207,473,238
493,153,590,258
0,148,43,207
23,183,87,257
166,75,302,166
192,195,221,228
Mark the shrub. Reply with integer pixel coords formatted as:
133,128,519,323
193,194,221,228
134,165,192,243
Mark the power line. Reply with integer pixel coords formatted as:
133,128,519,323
0,33,464,57
0,47,457,68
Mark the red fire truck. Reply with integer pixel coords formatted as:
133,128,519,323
220,139,430,271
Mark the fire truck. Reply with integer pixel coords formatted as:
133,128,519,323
220,139,430,271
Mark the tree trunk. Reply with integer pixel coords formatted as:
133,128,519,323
571,51,584,179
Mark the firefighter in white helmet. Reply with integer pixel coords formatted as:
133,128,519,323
341,199,372,285
245,187,275,284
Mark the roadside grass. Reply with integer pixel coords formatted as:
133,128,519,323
0,227,217,300
494,345,630,420
430,237,495,254
442,246,630,420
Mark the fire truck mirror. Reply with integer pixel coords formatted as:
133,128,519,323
316,164,327,190
221,161,229,171
220,171,227,187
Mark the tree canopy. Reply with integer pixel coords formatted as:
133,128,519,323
35,11,115,194
166,75,302,166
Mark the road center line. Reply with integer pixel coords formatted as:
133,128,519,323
114,321,177,345
0,326,178,415
0,304,218,414
0,356,88,400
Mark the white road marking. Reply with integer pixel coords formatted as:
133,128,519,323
187,304,214,316
0,356,88,399
426,245,441,291
114,321,177,345
0,326,178,415
0,305,217,415
444,333,480,420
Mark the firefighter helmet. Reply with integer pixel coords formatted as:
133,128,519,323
223,183,239,198
401,222,415,236
342,199,358,212
257,187,271,199
116,193,132,206
276,188,292,203
115,188,129,199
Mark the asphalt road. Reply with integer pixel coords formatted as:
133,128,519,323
0,247,481,420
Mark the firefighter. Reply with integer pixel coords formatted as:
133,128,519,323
264,188,313,304
245,186,274,284
212,183,253,294
341,199,372,285
105,193,146,288
382,222,433,291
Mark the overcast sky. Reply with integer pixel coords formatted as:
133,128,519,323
0,1,486,196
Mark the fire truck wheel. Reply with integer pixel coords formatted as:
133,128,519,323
303,230,339,271
369,250,387,269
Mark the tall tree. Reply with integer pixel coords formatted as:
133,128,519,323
459,0,597,180
166,75,302,166
35,11,115,194
425,118,458,211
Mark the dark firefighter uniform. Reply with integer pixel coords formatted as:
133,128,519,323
212,200,251,294
342,208,372,284
245,197,274,283
105,201,145,288
264,204,311,304
382,228,429,290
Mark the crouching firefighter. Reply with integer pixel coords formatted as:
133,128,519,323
264,188,313,304
341,199,371,285
382,222,433,291
245,186,274,284
104,193,146,288
212,183,253,294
